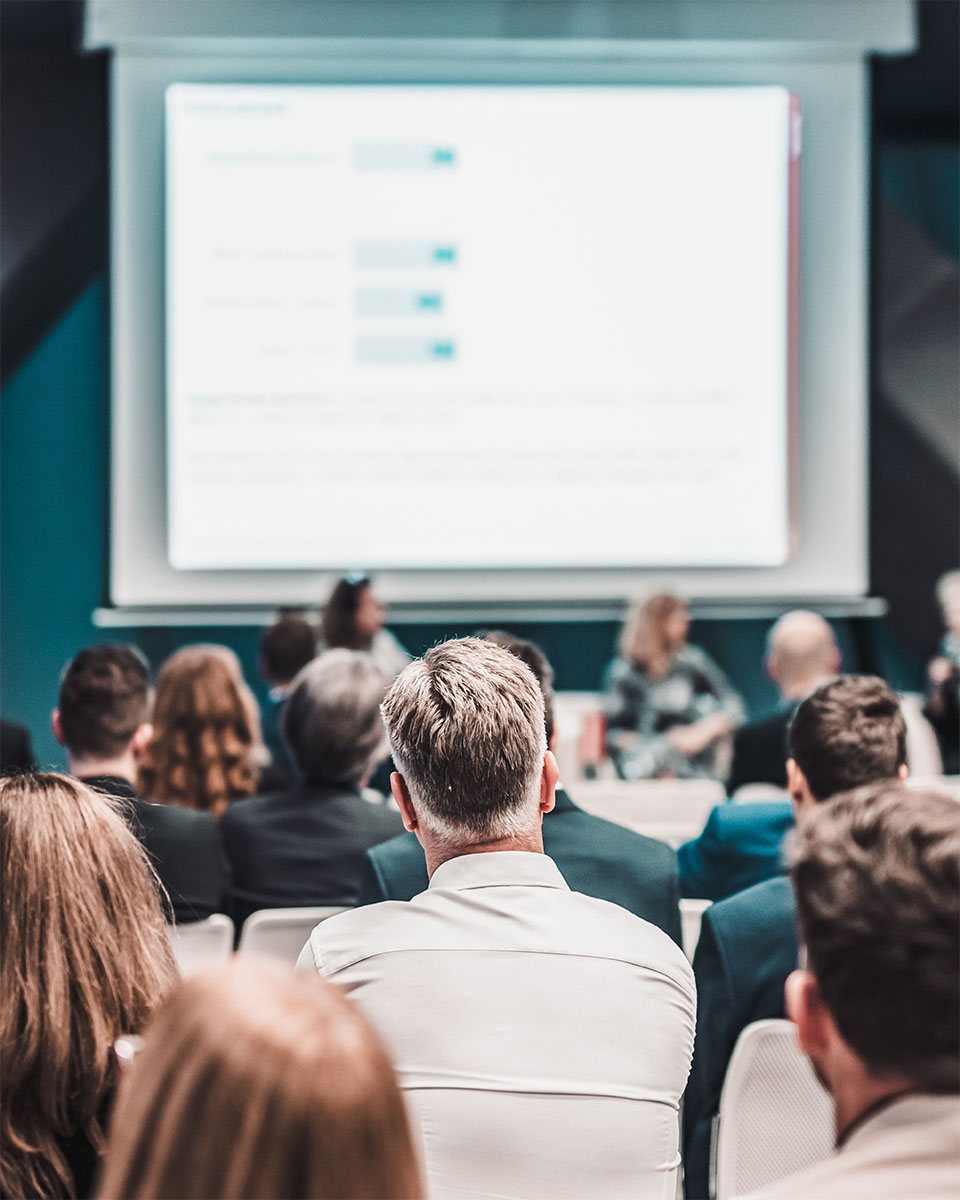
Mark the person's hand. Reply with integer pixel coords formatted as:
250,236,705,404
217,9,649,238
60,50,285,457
929,656,955,686
667,713,732,757
609,730,641,752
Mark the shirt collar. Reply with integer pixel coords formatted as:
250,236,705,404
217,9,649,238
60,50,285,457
429,851,570,893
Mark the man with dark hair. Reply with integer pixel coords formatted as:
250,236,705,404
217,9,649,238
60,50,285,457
221,650,403,926
744,783,959,1198
299,638,695,1200
356,630,684,944
52,643,228,922
683,676,909,1198
258,612,318,782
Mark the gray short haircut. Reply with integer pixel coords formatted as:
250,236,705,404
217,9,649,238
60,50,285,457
283,650,389,785
381,637,547,844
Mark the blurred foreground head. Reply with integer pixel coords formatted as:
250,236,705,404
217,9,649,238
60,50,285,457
0,773,177,1199
97,958,424,1200
787,782,960,1101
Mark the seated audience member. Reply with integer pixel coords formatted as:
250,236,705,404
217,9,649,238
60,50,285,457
97,958,423,1200
741,783,959,1199
321,574,411,680
300,638,695,1200
53,644,229,922
683,676,908,1199
357,631,684,945
0,773,177,1200
220,650,404,926
0,718,34,772
924,569,960,774
138,645,259,816
604,592,744,780
727,610,840,795
259,612,318,778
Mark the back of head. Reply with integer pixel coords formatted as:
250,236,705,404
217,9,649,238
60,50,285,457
0,773,177,1200
283,650,389,785
619,591,686,666
58,644,150,758
381,636,546,843
766,610,839,691
480,631,556,745
260,614,317,685
137,646,257,814
322,576,372,651
788,675,907,801
791,782,960,1090
97,958,423,1200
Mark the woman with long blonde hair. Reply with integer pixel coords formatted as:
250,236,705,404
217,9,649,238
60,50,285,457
0,773,178,1199
98,958,424,1200
137,645,260,816
603,591,744,780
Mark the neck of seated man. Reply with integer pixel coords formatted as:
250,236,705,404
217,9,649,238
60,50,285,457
68,748,138,788
391,751,558,879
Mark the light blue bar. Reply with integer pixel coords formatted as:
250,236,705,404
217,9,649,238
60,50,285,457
355,289,444,317
355,240,458,269
354,141,457,170
357,337,456,365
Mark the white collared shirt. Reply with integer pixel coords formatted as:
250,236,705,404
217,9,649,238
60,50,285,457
299,851,695,1200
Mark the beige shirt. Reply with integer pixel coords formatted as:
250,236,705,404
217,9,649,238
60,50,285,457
738,1093,960,1200
298,851,696,1200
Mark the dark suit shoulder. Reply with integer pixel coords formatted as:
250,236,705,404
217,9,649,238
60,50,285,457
551,803,677,867
706,875,795,949
705,801,793,835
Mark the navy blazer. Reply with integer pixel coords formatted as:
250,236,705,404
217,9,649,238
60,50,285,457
355,787,683,946
682,875,799,1199
677,801,795,901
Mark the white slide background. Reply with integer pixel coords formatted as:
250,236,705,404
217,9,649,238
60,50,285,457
167,86,792,571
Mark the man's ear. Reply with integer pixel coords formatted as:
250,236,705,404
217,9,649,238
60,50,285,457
786,758,813,817
390,772,419,833
785,968,831,1059
897,762,909,782
129,723,154,760
51,709,65,746
539,750,559,815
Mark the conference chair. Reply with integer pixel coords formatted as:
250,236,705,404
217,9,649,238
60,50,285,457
679,898,712,962
711,1019,833,1200
238,906,347,966
169,913,235,978
731,783,790,804
572,778,723,847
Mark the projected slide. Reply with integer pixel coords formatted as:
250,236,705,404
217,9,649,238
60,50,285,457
166,85,795,570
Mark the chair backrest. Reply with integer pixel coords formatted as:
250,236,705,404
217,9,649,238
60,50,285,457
680,898,712,962
169,913,234,978
732,783,790,804
572,778,724,844
713,1019,833,1200
238,906,347,966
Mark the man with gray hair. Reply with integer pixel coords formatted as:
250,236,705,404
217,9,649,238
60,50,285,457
299,637,695,1200
220,649,403,926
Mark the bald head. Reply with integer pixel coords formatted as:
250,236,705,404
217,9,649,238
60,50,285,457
766,611,841,700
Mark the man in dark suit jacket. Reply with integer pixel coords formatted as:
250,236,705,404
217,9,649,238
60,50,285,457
726,610,840,796
53,644,228,923
678,612,841,902
220,649,404,927
357,631,683,946
682,675,909,1199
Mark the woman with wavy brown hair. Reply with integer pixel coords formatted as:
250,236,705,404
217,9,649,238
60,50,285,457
137,645,260,816
0,773,178,1200
98,958,424,1200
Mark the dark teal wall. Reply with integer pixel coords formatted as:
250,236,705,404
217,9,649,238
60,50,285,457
1,277,927,769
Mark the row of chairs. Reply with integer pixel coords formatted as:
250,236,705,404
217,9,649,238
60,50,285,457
171,898,715,978
170,908,830,1200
